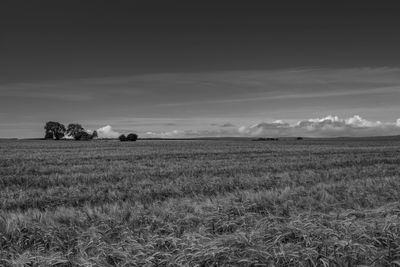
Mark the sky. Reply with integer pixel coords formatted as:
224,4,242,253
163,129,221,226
1,1,400,138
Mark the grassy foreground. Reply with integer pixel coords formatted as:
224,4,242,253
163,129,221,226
1,139,400,266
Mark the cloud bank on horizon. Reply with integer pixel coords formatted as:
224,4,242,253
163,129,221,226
143,115,400,138
238,115,400,138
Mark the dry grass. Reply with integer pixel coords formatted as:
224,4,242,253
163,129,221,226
1,139,400,266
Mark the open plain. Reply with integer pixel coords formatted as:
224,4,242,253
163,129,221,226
1,139,400,266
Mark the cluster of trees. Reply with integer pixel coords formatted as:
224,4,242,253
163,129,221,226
119,133,138,142
44,121,139,141
66,123,98,140
44,121,97,140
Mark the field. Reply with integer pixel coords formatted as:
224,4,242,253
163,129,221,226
1,139,400,266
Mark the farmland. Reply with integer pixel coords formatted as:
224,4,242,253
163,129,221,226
1,139,400,266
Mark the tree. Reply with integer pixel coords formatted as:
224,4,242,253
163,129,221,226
44,132,54,140
119,134,127,142
44,121,66,140
126,133,138,141
66,123,85,140
92,130,98,139
75,131,92,141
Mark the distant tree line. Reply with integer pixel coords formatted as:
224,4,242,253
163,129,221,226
252,137,279,141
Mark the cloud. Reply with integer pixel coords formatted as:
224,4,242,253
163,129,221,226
152,67,400,108
210,122,236,127
96,125,120,138
143,115,400,138
145,130,187,138
240,115,400,137
0,83,93,101
220,123,236,128
144,128,239,138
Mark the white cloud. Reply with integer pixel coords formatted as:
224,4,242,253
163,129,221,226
143,115,400,138
344,115,381,127
145,130,188,138
96,125,120,138
241,115,400,137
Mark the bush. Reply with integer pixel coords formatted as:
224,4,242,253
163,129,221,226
119,134,127,142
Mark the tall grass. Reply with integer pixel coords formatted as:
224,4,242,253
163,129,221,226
0,139,400,265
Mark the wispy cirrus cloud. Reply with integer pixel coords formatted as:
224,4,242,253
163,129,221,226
0,83,94,101
219,123,236,128
3,67,400,104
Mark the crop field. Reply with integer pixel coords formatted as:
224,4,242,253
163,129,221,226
1,139,400,266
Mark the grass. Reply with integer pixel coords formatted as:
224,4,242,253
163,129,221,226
0,138,400,266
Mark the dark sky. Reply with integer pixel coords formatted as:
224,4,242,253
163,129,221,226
2,1,399,84
1,1,400,138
